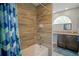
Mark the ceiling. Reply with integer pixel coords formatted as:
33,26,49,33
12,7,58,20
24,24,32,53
33,3,79,13
32,3,47,7
53,3,79,13
33,3,40,6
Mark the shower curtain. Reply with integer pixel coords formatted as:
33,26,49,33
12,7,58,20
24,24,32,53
0,3,22,56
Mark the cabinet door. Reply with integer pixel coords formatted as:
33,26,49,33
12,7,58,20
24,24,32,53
66,35,78,51
57,34,66,48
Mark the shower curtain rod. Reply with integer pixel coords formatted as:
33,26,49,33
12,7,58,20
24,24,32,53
39,3,51,12
37,3,52,20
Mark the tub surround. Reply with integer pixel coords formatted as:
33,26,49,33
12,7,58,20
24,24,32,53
17,4,37,49
36,4,52,56
17,3,52,56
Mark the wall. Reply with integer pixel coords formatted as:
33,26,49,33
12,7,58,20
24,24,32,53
53,7,79,33
36,4,52,56
53,7,79,46
17,4,37,49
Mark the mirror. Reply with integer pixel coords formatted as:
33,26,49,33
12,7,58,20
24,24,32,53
64,23,72,30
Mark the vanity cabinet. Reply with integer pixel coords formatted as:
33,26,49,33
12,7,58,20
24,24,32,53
57,34,78,52
57,35,66,48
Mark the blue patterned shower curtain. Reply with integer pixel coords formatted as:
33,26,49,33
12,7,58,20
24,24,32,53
0,3,22,56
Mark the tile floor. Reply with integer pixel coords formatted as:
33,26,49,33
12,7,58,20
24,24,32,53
52,44,78,56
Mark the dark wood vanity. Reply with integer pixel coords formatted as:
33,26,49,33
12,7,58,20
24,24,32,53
57,34,79,52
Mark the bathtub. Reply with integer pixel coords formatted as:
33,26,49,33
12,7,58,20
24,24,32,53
22,44,48,56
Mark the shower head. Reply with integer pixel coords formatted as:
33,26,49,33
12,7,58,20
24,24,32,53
39,24,44,28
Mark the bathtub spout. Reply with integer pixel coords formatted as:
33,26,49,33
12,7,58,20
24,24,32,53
39,43,42,48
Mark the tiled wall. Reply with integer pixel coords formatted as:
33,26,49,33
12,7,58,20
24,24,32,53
17,4,37,49
36,4,52,56
17,4,53,56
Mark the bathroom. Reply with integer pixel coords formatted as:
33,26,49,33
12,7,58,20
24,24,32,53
17,3,79,56
0,3,79,56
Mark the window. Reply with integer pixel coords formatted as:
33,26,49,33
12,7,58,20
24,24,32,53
53,16,72,24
